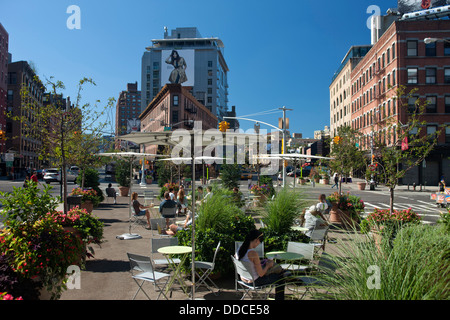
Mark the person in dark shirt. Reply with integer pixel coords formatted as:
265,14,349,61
131,192,151,229
159,192,177,229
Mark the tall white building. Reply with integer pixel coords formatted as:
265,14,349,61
141,27,229,122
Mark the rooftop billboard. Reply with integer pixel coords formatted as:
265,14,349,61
398,0,450,13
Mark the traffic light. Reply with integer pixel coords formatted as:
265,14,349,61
333,136,343,145
0,130,4,140
219,121,230,132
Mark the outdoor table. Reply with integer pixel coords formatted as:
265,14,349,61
266,251,304,270
157,245,192,297
149,205,160,218
291,226,309,233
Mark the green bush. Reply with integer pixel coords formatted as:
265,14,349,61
312,224,450,300
258,175,275,198
262,188,307,234
219,164,240,189
177,186,256,275
114,159,131,188
76,167,104,204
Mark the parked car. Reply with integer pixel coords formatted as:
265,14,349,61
240,171,253,180
43,168,78,184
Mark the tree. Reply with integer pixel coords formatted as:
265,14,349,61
329,126,367,193
17,76,113,213
372,86,444,213
219,163,241,190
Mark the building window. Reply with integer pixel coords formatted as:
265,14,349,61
153,62,160,70
407,40,418,56
425,42,436,56
407,68,418,84
426,96,437,113
425,68,436,84
446,127,450,143
445,96,450,113
172,111,179,124
427,125,437,139
392,70,396,86
208,78,212,86
445,40,450,56
408,96,418,113
445,68,450,84
392,43,396,59
173,95,179,106
208,61,213,68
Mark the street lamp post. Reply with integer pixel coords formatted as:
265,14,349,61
424,37,450,44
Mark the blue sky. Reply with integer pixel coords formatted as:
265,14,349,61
1,0,398,138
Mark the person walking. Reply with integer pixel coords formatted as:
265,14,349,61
331,172,339,189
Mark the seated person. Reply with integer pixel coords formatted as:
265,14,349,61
159,191,177,229
106,183,117,204
304,205,328,237
164,211,195,235
317,194,329,216
131,192,151,229
235,230,286,300
204,186,213,201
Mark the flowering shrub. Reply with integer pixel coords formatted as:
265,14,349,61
159,182,179,199
0,292,23,300
69,187,101,206
327,192,365,219
365,208,422,225
0,214,84,299
250,184,272,196
48,207,104,249
1,209,103,299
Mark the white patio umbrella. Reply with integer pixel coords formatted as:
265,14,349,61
96,152,165,240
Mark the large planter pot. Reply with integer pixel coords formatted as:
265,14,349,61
80,200,93,213
314,178,320,183
298,178,306,185
320,179,329,185
253,194,267,207
118,186,130,197
329,202,341,223
357,182,366,190
145,178,152,184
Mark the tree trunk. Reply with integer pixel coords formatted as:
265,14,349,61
389,187,395,213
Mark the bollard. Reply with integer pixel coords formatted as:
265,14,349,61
413,183,416,191
407,184,410,191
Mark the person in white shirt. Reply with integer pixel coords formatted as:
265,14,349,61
304,205,328,237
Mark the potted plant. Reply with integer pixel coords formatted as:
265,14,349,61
69,187,101,213
320,174,330,185
363,207,422,247
115,159,131,196
326,192,365,227
145,174,152,184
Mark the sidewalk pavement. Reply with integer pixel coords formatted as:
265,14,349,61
58,189,353,301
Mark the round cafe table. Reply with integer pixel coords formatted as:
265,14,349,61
157,246,192,297
266,251,304,270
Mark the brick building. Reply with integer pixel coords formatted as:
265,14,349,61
6,61,45,173
139,83,218,154
0,23,8,160
350,19,450,185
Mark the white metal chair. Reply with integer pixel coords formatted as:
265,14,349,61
130,206,147,229
280,242,315,273
151,237,180,267
143,190,154,206
289,252,338,300
191,241,221,295
231,255,273,300
127,252,171,300
309,226,329,253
